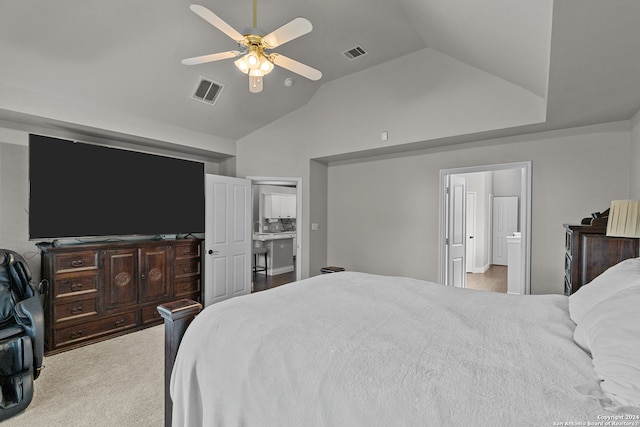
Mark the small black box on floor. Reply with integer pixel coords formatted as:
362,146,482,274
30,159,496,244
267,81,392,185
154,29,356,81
321,266,345,274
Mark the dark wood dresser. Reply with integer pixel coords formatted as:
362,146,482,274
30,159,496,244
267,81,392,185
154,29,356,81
38,238,202,354
564,223,638,295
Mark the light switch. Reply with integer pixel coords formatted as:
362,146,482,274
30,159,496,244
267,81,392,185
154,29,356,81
311,223,319,231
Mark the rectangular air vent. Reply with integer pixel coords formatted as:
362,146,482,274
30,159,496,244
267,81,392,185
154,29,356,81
343,45,367,60
192,77,224,105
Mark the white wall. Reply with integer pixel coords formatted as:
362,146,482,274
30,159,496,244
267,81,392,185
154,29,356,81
237,46,633,293
493,169,522,197
0,82,236,156
326,121,631,294
237,47,546,279
630,109,640,199
236,107,317,277
309,160,328,276
0,131,41,281
304,48,545,159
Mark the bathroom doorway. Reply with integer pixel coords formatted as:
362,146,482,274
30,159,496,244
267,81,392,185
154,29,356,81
439,162,531,294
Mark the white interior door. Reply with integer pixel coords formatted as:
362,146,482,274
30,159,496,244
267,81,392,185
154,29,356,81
466,192,476,273
492,196,518,266
204,174,251,306
447,175,467,287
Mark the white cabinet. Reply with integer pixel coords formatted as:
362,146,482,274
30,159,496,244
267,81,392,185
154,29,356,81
281,195,296,218
264,194,296,219
506,233,523,295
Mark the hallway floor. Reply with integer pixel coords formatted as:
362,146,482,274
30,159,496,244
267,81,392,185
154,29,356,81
252,269,296,293
466,265,507,293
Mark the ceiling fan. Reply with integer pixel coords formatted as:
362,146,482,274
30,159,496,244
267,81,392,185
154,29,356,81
181,1,322,93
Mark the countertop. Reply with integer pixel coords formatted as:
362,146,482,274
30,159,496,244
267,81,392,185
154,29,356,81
253,232,296,241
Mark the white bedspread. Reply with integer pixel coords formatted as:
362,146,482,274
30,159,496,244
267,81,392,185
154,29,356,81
171,272,605,426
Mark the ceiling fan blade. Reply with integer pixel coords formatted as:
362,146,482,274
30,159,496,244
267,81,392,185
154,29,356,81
181,51,241,65
189,4,244,42
271,54,322,81
262,17,313,49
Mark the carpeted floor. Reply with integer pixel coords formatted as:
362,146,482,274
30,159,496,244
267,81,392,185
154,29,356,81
2,325,164,427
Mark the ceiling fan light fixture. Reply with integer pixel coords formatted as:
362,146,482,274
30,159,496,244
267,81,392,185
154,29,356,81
259,56,274,74
234,57,250,74
247,52,259,67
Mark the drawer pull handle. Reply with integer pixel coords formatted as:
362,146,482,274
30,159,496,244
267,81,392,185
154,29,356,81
183,285,193,291
115,319,125,327
71,304,84,314
183,267,192,273
71,283,83,291
183,250,192,255
70,330,84,339
71,260,84,267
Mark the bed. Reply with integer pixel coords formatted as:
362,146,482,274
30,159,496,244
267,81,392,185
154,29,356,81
159,266,640,426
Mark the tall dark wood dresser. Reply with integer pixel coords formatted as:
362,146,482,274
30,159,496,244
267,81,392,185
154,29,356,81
564,219,638,295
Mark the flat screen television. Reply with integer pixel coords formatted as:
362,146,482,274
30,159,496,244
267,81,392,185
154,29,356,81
29,134,205,240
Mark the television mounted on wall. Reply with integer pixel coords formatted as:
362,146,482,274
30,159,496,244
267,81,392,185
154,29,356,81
29,134,205,240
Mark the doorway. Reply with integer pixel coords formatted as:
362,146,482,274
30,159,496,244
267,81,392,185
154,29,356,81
247,176,302,291
438,162,531,294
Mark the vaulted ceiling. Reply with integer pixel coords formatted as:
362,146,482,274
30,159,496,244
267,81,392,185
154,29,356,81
0,0,639,158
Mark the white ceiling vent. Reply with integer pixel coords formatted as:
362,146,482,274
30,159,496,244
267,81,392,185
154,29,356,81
192,77,224,105
343,45,367,60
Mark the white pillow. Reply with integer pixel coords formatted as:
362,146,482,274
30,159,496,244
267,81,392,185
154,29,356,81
569,257,640,324
573,285,640,411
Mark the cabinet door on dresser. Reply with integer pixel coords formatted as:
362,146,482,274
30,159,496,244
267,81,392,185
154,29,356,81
139,245,171,302
103,248,138,310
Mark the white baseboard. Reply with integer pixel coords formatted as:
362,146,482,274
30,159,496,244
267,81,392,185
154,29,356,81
267,266,294,276
469,264,490,274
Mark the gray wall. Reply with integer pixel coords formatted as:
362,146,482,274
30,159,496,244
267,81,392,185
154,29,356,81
630,110,640,198
0,141,41,282
327,121,631,294
309,160,328,276
493,169,521,197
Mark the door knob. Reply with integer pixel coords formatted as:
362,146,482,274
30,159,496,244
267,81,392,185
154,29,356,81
208,250,219,255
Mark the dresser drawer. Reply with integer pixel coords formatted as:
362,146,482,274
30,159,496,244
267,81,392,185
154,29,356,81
141,304,163,325
55,312,137,347
174,260,200,279
53,296,99,323
174,277,201,298
54,251,99,273
53,273,100,298
174,242,201,260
